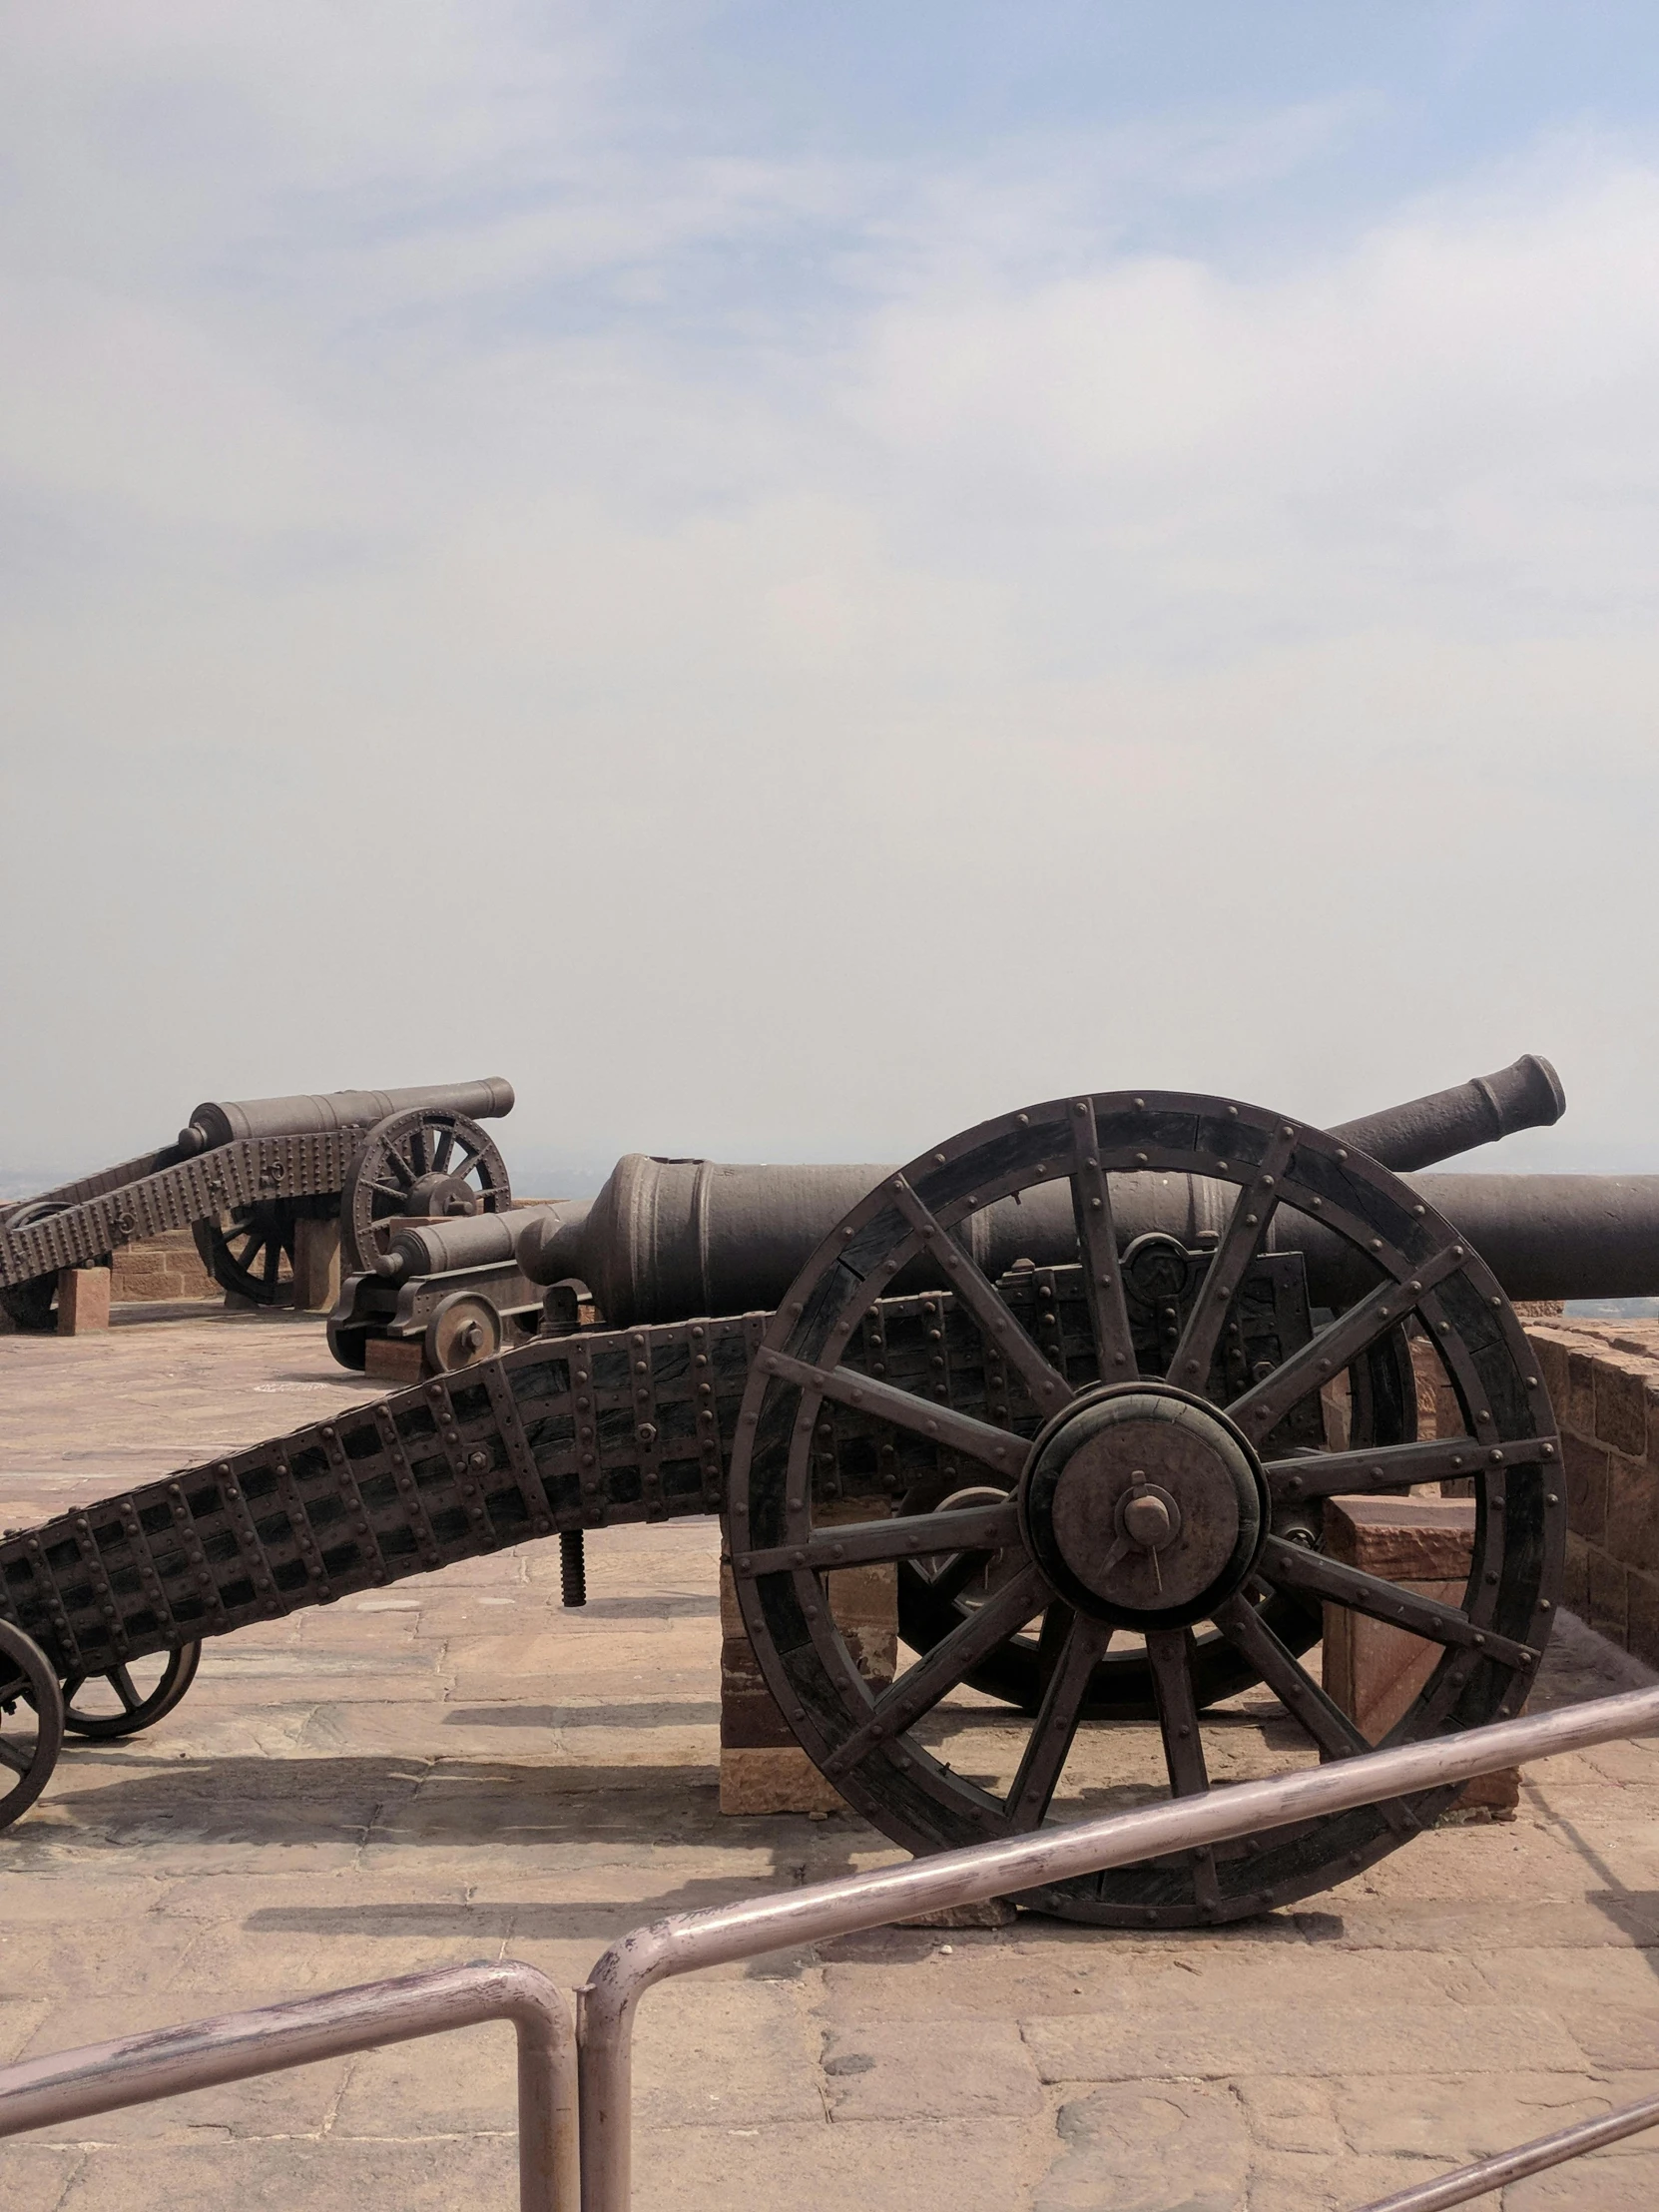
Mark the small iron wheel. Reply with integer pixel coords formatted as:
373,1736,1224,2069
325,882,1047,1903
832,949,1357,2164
59,1642,202,1741
0,1621,65,1832
728,1090,1561,1928
0,1199,73,1331
193,1199,299,1306
424,1291,503,1375
340,1109,510,1275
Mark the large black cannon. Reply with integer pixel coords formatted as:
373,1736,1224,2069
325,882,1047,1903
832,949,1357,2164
0,1058,1627,1932
330,1055,1571,1377
0,1079,515,1328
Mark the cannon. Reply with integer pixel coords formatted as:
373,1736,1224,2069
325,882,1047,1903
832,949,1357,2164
0,1080,515,1328
330,1055,1566,1377
0,1060,1617,1931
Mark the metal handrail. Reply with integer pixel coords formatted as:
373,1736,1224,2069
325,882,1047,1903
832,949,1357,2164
0,1958,577,2212
1352,2084,1659,2210
576,1683,1659,2212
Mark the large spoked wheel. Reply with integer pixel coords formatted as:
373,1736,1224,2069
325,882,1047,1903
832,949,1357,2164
194,1199,300,1306
728,1091,1562,1927
0,1621,64,1832
60,1642,202,1741
340,1110,511,1275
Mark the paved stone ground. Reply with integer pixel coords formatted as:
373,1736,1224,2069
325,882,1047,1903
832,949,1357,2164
3,1310,1659,2210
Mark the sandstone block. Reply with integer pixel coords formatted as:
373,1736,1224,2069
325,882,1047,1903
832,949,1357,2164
1607,1453,1659,1578
1323,1496,1517,1811
1037,2082,1248,2212
1597,1360,1650,1458
1566,1349,1597,1439
718,1744,847,1815
1563,1432,1610,1546
1627,1570,1659,1671
1525,1328,1571,1416
290,1216,341,1314
1588,1547,1630,1645
364,1336,425,1383
1564,1531,1590,1616
56,1267,110,1334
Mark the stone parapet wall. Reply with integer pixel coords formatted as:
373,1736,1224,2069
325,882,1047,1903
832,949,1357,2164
108,1227,219,1304
1524,1318,1659,1668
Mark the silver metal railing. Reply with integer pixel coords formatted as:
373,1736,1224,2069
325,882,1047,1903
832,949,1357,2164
576,1683,1659,2212
1351,2084,1659,2210
0,1958,577,2212
5,1690,1659,2210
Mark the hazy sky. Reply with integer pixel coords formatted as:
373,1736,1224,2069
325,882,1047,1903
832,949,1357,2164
4,3,1658,1193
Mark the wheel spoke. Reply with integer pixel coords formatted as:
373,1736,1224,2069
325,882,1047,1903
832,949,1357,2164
1146,1627,1210,1798
1213,1594,1371,1759
887,1176,1072,1416
1006,1614,1112,1830
110,1666,141,1712
1260,1536,1537,1670
820,1562,1050,1778
758,1348,1025,1479
1069,1102,1136,1382
433,1128,454,1173
1213,1593,1420,1835
1145,1625,1221,1914
386,1149,415,1189
742,1499,1021,1577
263,1237,280,1290
0,1735,33,1776
1264,1433,1550,1504
1225,1243,1466,1447
1167,1125,1297,1397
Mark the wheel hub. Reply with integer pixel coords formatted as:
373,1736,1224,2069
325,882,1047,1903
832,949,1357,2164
1019,1384,1269,1629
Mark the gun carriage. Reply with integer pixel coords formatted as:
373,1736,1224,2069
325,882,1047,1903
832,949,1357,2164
0,1058,1648,1929
0,1080,515,1328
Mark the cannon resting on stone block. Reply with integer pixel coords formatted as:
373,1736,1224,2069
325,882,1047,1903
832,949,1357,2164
0,1079,516,1328
1,1053,1651,1929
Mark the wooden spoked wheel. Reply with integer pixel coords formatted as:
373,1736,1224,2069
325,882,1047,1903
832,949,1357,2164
194,1199,300,1305
340,1110,511,1275
894,1319,1418,1722
60,1642,202,1741
728,1091,1562,1927
0,1621,64,1831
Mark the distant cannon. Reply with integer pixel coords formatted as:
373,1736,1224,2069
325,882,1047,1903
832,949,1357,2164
0,1070,1579,1932
0,1080,515,1329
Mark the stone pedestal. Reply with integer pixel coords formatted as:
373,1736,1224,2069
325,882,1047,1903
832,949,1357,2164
57,1267,111,1335
364,1336,425,1383
1323,1495,1518,1812
291,1215,342,1314
719,1510,897,1816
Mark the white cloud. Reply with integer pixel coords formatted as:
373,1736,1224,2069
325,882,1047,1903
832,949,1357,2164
1,12,1656,1179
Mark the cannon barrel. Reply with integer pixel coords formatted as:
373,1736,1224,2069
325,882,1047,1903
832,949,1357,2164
383,1204,562,1281
177,1078,515,1158
1329,1053,1563,1172
517,1057,1581,1324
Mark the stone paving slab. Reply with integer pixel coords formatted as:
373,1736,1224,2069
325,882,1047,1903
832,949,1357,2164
3,1311,1659,2210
